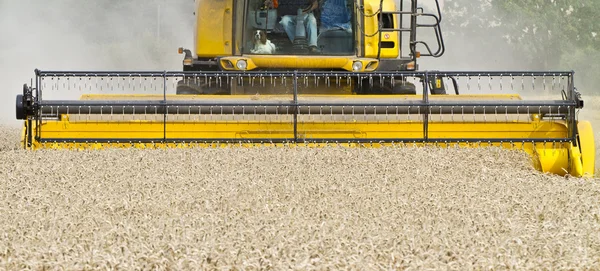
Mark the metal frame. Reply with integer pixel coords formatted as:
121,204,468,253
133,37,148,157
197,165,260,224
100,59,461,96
373,0,445,63
20,69,580,147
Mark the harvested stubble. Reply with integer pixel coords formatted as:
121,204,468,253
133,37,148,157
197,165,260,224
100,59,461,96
0,126,599,270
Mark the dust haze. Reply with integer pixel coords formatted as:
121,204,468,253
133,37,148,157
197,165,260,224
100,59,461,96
418,0,531,71
0,0,596,123
0,0,194,125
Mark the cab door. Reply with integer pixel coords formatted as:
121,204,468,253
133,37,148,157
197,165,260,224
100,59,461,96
195,0,235,57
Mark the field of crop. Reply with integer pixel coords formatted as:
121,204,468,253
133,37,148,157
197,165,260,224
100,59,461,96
1,124,599,270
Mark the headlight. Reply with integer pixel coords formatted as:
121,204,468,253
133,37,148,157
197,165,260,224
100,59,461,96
352,61,363,72
236,60,248,70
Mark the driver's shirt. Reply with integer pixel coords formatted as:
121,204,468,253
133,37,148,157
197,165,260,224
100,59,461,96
319,0,352,31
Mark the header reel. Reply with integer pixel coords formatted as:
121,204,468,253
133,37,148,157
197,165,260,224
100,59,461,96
14,69,594,177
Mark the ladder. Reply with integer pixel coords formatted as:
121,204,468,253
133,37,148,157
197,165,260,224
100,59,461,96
373,0,446,61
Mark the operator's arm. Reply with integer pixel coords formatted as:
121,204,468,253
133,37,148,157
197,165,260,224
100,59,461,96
302,0,319,13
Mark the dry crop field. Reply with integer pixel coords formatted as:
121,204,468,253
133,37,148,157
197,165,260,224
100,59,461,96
0,124,599,270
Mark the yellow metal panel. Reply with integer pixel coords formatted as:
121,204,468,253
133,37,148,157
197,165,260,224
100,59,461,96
26,113,588,177
536,145,570,175
251,56,347,70
32,117,570,141
22,93,592,177
219,56,380,71
219,56,346,71
569,143,584,177
362,0,378,58
195,0,233,57
576,120,596,177
27,116,582,176
379,0,400,59
362,0,399,58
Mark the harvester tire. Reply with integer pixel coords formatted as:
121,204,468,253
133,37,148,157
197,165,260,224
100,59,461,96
16,94,25,120
176,79,230,95
176,80,201,95
392,81,417,95
356,78,417,95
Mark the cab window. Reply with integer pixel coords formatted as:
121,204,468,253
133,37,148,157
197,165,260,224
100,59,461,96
242,0,354,55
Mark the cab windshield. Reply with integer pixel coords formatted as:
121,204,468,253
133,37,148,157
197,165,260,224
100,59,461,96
242,0,355,55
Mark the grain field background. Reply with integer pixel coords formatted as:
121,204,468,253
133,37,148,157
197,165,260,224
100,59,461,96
2,0,600,270
1,124,600,270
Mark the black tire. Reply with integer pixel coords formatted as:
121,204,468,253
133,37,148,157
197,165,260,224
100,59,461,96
16,94,25,120
176,79,231,95
392,80,417,95
355,78,417,95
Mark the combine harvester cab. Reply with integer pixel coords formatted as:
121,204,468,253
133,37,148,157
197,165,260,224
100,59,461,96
14,0,595,177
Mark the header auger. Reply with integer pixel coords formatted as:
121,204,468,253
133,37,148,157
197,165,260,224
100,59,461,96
15,0,595,177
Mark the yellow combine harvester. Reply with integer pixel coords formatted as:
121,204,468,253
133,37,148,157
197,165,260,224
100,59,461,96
15,0,595,177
